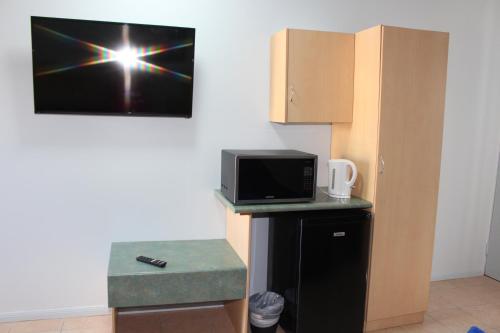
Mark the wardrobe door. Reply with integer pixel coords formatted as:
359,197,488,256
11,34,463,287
366,26,449,329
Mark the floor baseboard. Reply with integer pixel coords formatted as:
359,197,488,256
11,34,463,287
431,270,485,281
0,305,110,323
0,272,487,323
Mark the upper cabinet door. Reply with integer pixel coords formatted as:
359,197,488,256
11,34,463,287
367,26,449,322
269,29,354,123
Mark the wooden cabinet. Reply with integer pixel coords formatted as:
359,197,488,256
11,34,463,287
270,28,354,123
268,24,448,330
332,25,449,331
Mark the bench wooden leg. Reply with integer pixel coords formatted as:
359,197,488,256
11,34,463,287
112,308,117,333
224,208,252,333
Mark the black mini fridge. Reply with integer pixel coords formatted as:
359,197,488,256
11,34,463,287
267,210,371,333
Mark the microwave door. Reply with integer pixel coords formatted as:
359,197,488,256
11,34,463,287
237,158,315,203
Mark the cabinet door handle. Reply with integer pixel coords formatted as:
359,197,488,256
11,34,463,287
289,86,296,104
379,155,385,174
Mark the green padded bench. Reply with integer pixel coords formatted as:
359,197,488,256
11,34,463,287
107,239,247,332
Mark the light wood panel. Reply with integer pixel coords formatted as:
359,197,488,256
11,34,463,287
366,26,449,325
269,29,354,123
365,312,425,332
224,209,252,333
269,29,288,123
331,25,382,204
287,29,354,123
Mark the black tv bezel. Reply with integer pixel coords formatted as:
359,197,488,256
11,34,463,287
30,16,196,118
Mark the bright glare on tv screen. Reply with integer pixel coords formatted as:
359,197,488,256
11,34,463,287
31,16,195,117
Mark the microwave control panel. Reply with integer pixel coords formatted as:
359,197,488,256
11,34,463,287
304,166,314,191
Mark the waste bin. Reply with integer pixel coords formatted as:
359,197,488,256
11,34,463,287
249,291,284,333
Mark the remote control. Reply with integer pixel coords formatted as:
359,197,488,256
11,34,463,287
136,256,167,268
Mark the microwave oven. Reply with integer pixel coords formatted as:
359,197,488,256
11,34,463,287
220,150,317,204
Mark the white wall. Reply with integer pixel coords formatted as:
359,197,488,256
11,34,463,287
432,0,500,280
478,0,500,279
0,0,498,320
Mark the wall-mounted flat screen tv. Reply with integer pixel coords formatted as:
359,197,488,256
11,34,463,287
31,16,195,117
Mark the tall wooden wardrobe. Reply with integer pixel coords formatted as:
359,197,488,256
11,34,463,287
331,26,449,330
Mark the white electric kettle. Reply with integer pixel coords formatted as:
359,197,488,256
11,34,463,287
328,159,357,198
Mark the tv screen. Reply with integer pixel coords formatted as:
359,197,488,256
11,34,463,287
30,16,195,117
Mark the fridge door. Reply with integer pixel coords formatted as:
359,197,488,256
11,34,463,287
297,214,370,333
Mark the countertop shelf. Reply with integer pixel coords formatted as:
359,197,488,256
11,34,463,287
107,239,246,308
214,187,372,214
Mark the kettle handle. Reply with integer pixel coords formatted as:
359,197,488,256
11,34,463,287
345,160,358,188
